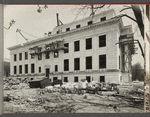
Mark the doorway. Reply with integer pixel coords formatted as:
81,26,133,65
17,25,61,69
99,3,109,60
46,68,50,78
100,76,105,82
86,76,91,83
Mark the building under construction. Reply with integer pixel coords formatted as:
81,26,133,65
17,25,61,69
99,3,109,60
8,9,137,83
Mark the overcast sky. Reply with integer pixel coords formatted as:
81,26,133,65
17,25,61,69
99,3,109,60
4,5,144,67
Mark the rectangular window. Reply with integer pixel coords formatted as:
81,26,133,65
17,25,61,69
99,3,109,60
119,56,120,69
99,55,106,68
64,59,69,71
86,38,92,50
86,56,92,69
14,54,17,61
101,17,106,21
31,64,35,73
19,53,22,61
100,76,105,82
39,67,41,73
99,35,106,47
38,54,42,60
55,65,58,72
86,76,91,83
74,77,78,82
66,28,70,32
54,51,59,58
25,64,28,74
31,54,35,59
76,24,80,28
74,41,80,52
88,21,93,25
25,52,28,60
64,43,69,53
74,58,80,70
53,77,58,81
14,66,17,74
64,77,68,82
19,65,22,74
45,52,50,59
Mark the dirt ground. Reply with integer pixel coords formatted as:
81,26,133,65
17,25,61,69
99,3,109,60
3,88,144,113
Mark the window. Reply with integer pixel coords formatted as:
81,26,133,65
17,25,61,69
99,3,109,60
53,77,58,81
100,76,105,82
19,65,22,74
99,55,106,68
31,64,35,73
86,56,92,69
74,41,80,51
86,76,91,83
66,28,70,32
64,77,68,82
119,56,120,69
101,17,106,21
54,51,59,58
14,54,17,61
55,65,58,72
25,64,28,74
38,54,42,60
64,43,69,53
74,58,80,70
31,54,35,59
14,66,17,74
45,52,50,59
86,38,92,50
99,35,106,47
39,67,41,73
74,77,78,82
88,21,93,25
25,52,28,60
64,59,69,71
19,53,22,61
76,24,80,28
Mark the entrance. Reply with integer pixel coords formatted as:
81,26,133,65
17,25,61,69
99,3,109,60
46,68,50,78
100,76,105,82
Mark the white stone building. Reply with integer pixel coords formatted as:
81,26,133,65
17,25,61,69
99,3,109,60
8,9,135,83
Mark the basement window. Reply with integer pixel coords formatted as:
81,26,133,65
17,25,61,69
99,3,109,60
55,65,58,72
100,76,105,82
64,77,68,82
74,58,80,70
76,24,81,28
25,64,28,74
64,59,69,71
99,35,106,47
54,51,59,58
64,43,69,53
74,41,80,52
14,66,17,74
86,76,91,83
88,21,93,25
19,65,22,74
25,52,28,60
19,53,22,61
86,56,92,69
45,52,50,59
74,77,78,82
31,63,35,73
53,77,58,81
99,55,106,68
101,17,106,21
66,28,70,32
14,54,17,61
39,67,41,73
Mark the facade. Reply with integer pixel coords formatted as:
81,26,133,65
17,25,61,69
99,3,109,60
8,9,135,83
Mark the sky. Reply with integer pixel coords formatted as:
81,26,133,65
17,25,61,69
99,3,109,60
4,5,144,67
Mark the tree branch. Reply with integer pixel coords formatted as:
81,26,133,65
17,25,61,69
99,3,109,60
93,5,105,9
120,7,132,12
119,14,138,23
